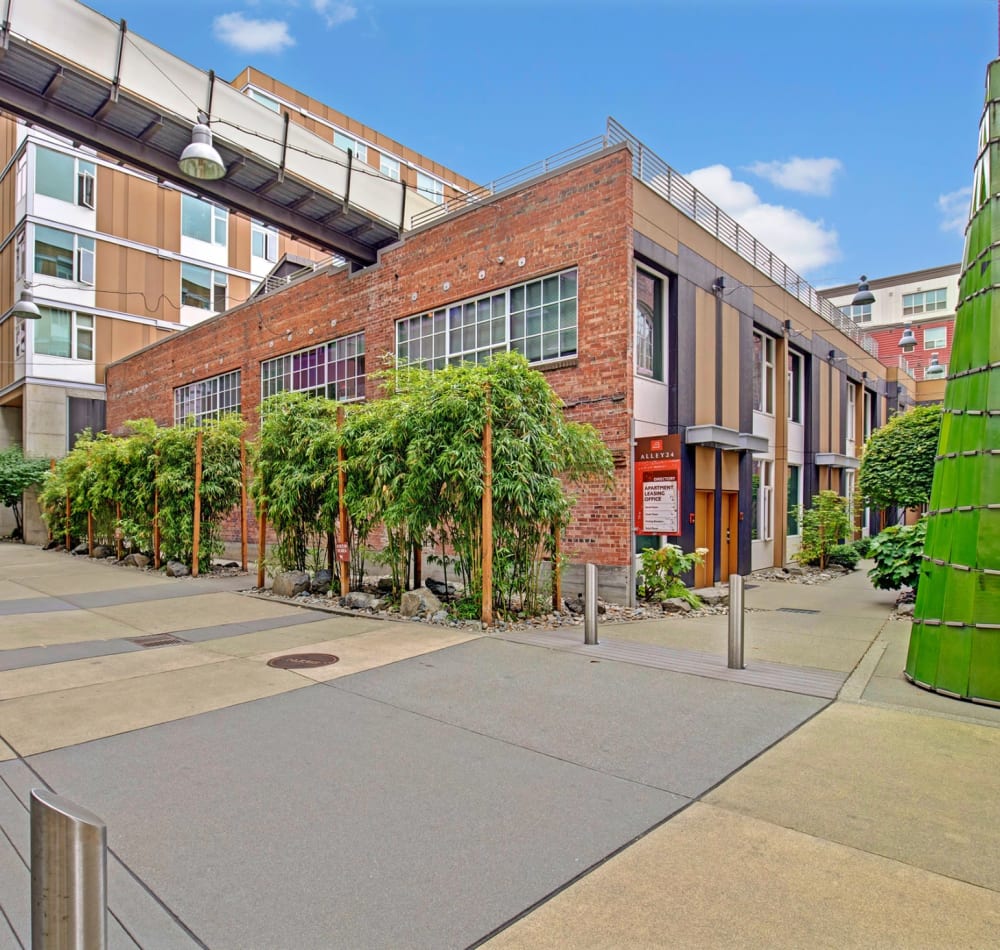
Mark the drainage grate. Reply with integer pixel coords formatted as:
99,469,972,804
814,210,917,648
267,653,339,670
776,607,821,615
127,633,187,648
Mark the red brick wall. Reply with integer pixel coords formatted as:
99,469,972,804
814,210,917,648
107,148,636,568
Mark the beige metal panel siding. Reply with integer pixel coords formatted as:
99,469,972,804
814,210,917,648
230,214,251,272
695,446,716,490
721,450,740,491
633,183,681,255
95,316,152,383
720,300,740,431
694,289,716,426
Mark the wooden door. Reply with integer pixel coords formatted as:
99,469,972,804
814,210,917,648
694,490,714,588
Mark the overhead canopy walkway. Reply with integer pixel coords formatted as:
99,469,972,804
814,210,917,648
0,0,434,264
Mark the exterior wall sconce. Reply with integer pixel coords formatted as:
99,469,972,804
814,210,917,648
711,276,725,294
897,323,917,353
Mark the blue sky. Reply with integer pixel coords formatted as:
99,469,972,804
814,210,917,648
85,0,996,288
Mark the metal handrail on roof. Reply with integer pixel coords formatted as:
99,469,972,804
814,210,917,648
412,117,878,360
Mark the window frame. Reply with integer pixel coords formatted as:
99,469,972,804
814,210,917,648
787,350,804,423
251,220,279,262
417,171,444,205
33,226,95,285
260,332,366,403
395,268,579,370
751,459,773,542
380,155,401,180
787,464,802,536
34,306,95,361
173,369,242,425
902,288,947,316
334,131,367,164
845,381,857,443
246,88,281,113
635,266,664,381
753,331,776,415
181,263,228,312
922,325,947,350
839,303,871,323
181,194,229,247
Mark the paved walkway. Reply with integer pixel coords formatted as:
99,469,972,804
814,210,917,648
0,545,998,947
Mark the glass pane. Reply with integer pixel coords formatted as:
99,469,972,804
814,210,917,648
526,281,542,308
560,328,577,355
542,332,559,359
492,316,505,344
35,307,72,358
542,276,559,304
182,195,212,242
559,269,578,299
526,307,541,336
35,148,74,202
181,264,211,308
34,226,74,279
526,336,541,362
560,297,577,326
511,313,524,339
543,303,559,333
510,286,525,312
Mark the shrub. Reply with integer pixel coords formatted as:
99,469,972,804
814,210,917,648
851,536,874,559
868,520,927,593
793,491,852,569
826,544,859,571
636,544,706,608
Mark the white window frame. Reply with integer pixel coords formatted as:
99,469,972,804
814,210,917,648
181,263,228,312
787,463,802,536
923,325,946,350
634,266,663,381
34,306,95,361
846,381,857,443
752,459,773,542
753,331,776,415
33,226,95,285
903,288,947,315
787,350,803,423
380,155,400,180
174,369,242,425
181,194,229,247
862,389,874,442
251,220,279,262
15,152,26,202
839,303,871,323
14,230,25,281
261,332,366,403
396,268,578,370
76,161,96,209
417,171,444,205
246,88,281,113
334,131,367,164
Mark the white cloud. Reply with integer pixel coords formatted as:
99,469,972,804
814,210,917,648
313,0,357,27
938,187,971,235
213,13,295,53
686,164,839,274
747,157,843,196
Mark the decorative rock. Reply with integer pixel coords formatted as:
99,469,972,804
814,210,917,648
400,587,442,618
341,590,377,610
213,559,240,569
312,569,333,593
431,609,449,624
696,587,729,607
272,570,311,597
122,553,150,569
425,577,456,599
566,595,585,615
896,602,915,617
71,542,89,556
376,577,395,593
661,597,692,614
42,539,61,551
165,560,190,577
92,545,115,559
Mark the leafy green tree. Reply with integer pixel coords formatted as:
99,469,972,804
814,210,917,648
794,491,852,569
860,405,942,510
0,447,50,540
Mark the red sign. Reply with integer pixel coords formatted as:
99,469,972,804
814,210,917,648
336,542,350,563
634,435,682,536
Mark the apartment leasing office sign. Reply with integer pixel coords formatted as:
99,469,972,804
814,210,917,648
634,435,682,536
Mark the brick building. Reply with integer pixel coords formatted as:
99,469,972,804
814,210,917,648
107,128,895,604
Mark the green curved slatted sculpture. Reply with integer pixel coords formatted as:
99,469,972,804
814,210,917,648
904,59,1000,705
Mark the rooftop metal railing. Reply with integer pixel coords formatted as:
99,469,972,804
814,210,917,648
410,118,878,360
253,255,346,298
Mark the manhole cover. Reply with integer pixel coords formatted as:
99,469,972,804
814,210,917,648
127,633,187,648
267,653,339,669
776,607,820,615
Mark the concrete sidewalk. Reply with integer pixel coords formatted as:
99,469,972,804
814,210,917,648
1,544,998,947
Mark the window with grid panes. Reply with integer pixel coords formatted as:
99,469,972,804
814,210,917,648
174,370,241,425
395,269,578,370
260,332,365,403
902,288,947,315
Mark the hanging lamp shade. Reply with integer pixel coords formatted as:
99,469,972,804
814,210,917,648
12,289,41,319
178,122,226,180
897,324,917,352
851,275,875,306
924,353,946,379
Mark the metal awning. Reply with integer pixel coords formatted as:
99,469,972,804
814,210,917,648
815,453,861,470
685,425,769,455
0,0,437,264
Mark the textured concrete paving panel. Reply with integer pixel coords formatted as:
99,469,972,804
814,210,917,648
485,804,1000,950
0,658,307,754
705,703,1000,890
334,638,828,797
22,684,685,950
0,609,144,650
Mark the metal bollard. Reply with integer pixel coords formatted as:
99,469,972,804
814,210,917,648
584,562,598,645
728,573,745,669
31,788,108,950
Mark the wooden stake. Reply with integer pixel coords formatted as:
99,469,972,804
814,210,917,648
153,483,161,570
192,430,203,578
48,459,55,542
257,502,267,589
337,406,350,595
65,490,71,551
115,502,123,561
482,384,493,626
240,434,248,572
87,510,94,557
552,523,562,611
413,541,422,591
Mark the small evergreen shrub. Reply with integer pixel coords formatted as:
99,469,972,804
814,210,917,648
851,536,873,559
826,544,859,571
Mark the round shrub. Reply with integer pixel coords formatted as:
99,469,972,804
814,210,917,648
826,544,860,571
